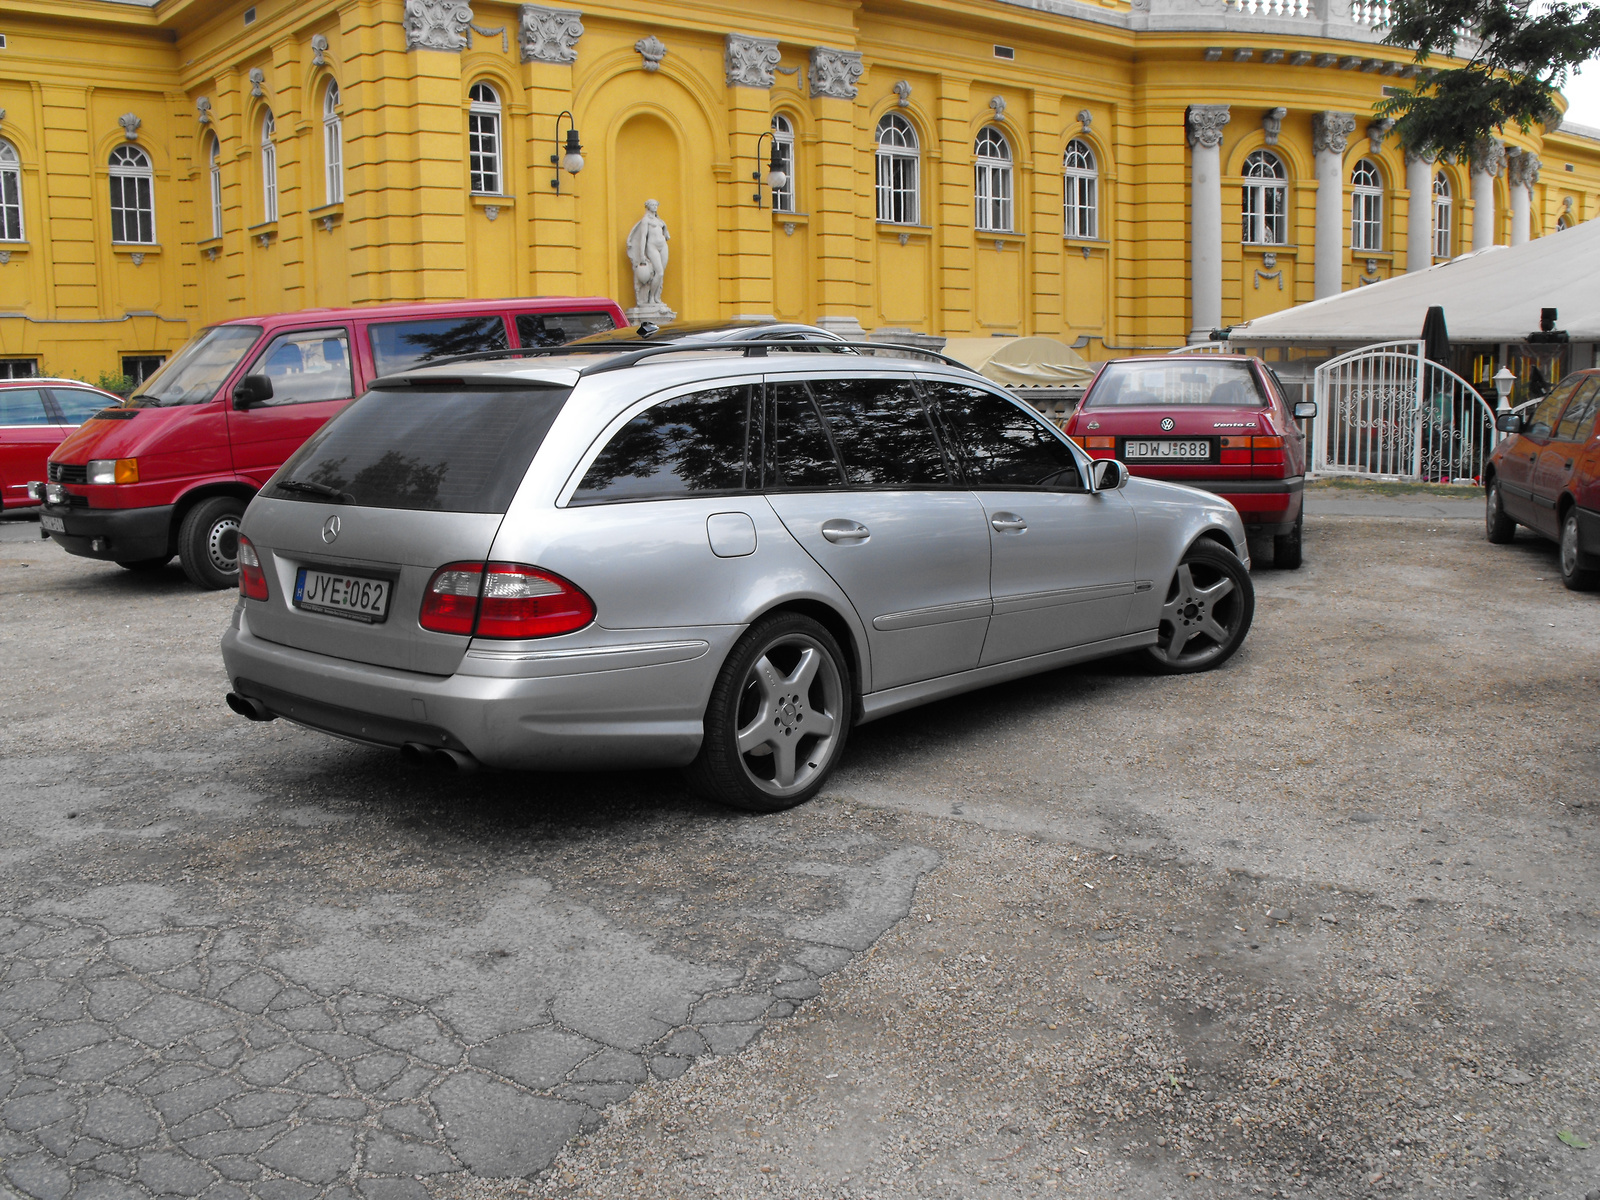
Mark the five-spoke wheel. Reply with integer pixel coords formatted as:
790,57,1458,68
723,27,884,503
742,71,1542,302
1146,540,1254,674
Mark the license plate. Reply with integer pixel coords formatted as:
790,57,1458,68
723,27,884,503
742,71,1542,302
1123,439,1211,461
39,515,65,533
293,567,391,623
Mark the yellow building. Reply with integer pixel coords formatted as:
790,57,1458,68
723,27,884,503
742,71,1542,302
4,0,1600,384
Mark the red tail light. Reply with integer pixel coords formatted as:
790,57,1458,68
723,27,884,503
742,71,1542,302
237,535,269,601
419,562,595,640
1251,434,1287,468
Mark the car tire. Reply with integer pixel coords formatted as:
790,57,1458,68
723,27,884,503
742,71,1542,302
685,612,852,813
1273,512,1303,570
1559,509,1599,591
1146,540,1255,675
117,556,172,571
177,497,245,590
1485,479,1517,544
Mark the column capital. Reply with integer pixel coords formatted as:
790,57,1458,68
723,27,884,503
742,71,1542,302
725,33,781,88
1471,136,1506,178
1404,144,1436,167
1507,146,1541,188
1312,111,1357,155
1185,104,1230,149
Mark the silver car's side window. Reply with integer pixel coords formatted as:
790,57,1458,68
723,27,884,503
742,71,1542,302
763,383,847,491
926,381,1087,492
805,376,956,488
569,384,755,505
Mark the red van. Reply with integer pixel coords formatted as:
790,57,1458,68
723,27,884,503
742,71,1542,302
35,297,624,588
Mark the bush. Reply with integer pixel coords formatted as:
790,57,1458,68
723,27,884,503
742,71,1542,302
96,371,136,397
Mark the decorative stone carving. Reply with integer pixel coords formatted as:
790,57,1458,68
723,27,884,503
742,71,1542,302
119,113,142,141
1262,107,1287,145
783,222,795,237
321,215,337,232
1313,53,1337,67
809,47,862,100
1404,145,1434,166
1311,111,1355,154
196,98,212,125
625,199,674,322
249,69,266,97
1366,117,1393,154
1263,49,1284,64
993,239,1004,253
726,34,780,88
893,80,912,108
484,205,499,221
466,22,508,52
1507,147,1541,188
1203,47,1223,61
1288,51,1312,65
1232,48,1253,62
1471,136,1505,178
898,231,909,246
519,5,583,64
404,1,474,52
1338,56,1362,70
1254,252,1283,289
989,96,1006,120
311,34,329,66
258,233,271,249
1359,258,1381,285
0,251,11,266
0,109,5,133
1185,104,1229,149
130,252,145,267
1077,108,1092,129
634,35,666,72
205,246,219,262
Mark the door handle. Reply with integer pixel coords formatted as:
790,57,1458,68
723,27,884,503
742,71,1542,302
820,519,870,544
990,512,1027,533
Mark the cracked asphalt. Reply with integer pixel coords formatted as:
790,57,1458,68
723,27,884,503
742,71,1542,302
1,501,1597,1200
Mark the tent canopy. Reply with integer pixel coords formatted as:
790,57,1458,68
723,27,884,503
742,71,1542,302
940,336,1096,387
1228,217,1600,345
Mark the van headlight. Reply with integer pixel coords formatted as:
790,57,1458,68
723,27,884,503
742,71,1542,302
87,458,139,485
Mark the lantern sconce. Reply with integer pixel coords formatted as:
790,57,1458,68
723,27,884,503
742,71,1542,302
550,111,583,194
751,129,788,209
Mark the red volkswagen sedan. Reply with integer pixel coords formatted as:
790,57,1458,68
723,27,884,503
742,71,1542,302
0,378,125,512
1064,354,1316,568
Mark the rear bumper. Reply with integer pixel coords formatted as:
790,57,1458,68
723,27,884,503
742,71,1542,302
39,502,173,562
1183,478,1303,537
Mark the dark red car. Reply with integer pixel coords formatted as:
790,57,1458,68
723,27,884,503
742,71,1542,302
1064,354,1315,568
0,378,125,512
1485,368,1600,590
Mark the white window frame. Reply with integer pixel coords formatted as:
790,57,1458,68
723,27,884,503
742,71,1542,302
1432,172,1452,259
1063,138,1098,240
109,144,156,245
261,110,278,223
1241,149,1288,246
323,80,344,205
0,139,24,242
771,114,796,215
973,126,1013,233
1351,158,1383,252
875,113,920,226
467,82,502,196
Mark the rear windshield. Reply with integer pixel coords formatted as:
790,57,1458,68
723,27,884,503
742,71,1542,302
1084,360,1265,408
268,386,570,514
129,325,262,407
367,316,509,376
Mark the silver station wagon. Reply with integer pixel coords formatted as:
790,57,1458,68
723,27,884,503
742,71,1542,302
221,342,1253,811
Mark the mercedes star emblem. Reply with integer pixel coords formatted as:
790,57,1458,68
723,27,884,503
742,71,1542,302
1160,417,1176,431
321,515,341,544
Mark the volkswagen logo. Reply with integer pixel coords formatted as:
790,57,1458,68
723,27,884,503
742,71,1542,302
1160,417,1176,431
321,515,341,544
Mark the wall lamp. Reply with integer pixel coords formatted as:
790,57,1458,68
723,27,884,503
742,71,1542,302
550,111,583,194
752,129,788,208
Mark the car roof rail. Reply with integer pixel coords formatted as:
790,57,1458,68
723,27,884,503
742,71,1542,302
409,339,976,375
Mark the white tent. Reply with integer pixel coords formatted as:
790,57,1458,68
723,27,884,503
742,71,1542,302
939,336,1096,386
1227,217,1600,346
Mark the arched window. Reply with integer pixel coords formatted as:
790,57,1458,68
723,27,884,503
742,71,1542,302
467,82,501,195
1351,158,1383,251
1063,138,1098,240
0,140,22,242
109,144,155,244
1432,171,1452,260
261,111,278,223
771,114,796,214
206,136,222,239
323,80,344,205
1241,149,1287,245
875,113,919,225
974,126,1013,233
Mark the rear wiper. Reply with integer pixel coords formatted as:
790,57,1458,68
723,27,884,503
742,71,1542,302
272,479,355,504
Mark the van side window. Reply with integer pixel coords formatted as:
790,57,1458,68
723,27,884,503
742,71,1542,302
368,316,509,376
928,382,1085,490
764,384,846,490
806,377,953,487
570,386,753,505
517,311,618,347
247,329,354,406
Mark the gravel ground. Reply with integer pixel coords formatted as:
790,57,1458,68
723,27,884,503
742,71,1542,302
1,505,1597,1200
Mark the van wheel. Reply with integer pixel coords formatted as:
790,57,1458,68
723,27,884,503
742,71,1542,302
685,613,851,813
117,557,171,571
178,497,245,590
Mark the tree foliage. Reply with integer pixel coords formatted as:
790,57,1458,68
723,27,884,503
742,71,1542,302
1378,0,1600,162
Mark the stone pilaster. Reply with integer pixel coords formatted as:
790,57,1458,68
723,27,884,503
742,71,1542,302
1405,149,1434,271
1312,112,1355,299
1185,104,1228,339
1471,137,1504,251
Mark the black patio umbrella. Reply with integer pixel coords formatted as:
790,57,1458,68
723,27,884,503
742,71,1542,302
1420,305,1450,366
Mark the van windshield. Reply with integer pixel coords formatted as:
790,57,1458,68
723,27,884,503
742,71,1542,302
129,326,263,407
1084,360,1266,408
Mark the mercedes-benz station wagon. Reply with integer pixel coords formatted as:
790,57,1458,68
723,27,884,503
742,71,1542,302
220,342,1254,811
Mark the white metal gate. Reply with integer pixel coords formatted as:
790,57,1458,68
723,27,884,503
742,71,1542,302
1312,340,1501,482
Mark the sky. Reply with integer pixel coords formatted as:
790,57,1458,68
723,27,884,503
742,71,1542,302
1561,61,1600,128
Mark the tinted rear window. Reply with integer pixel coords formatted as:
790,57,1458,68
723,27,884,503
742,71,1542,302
570,385,752,505
270,386,570,514
1085,361,1265,408
368,316,509,376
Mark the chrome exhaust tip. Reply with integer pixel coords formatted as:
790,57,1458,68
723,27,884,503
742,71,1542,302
225,692,275,722
400,742,479,773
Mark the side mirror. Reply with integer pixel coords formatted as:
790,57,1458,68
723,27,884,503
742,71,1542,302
1495,412,1523,434
1293,400,1318,420
1091,458,1129,492
232,374,273,410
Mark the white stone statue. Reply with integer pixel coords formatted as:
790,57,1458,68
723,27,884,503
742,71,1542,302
625,199,675,322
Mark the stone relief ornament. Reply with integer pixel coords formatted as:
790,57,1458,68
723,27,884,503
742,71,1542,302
1472,136,1505,178
1507,147,1541,188
1078,108,1092,129
1366,117,1393,154
726,34,781,88
634,36,667,72
0,109,5,133
1185,105,1230,149
404,1,474,52
1359,259,1381,285
0,250,11,266
893,80,912,108
1311,111,1356,154
989,96,1006,120
809,47,863,100
119,113,142,141
249,69,266,98
130,252,145,267
625,199,675,322
484,205,499,221
196,98,212,125
519,5,583,65
1262,106,1287,145
311,34,329,66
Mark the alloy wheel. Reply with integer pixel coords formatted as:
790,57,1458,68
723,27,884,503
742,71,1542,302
733,633,845,799
1149,553,1248,670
